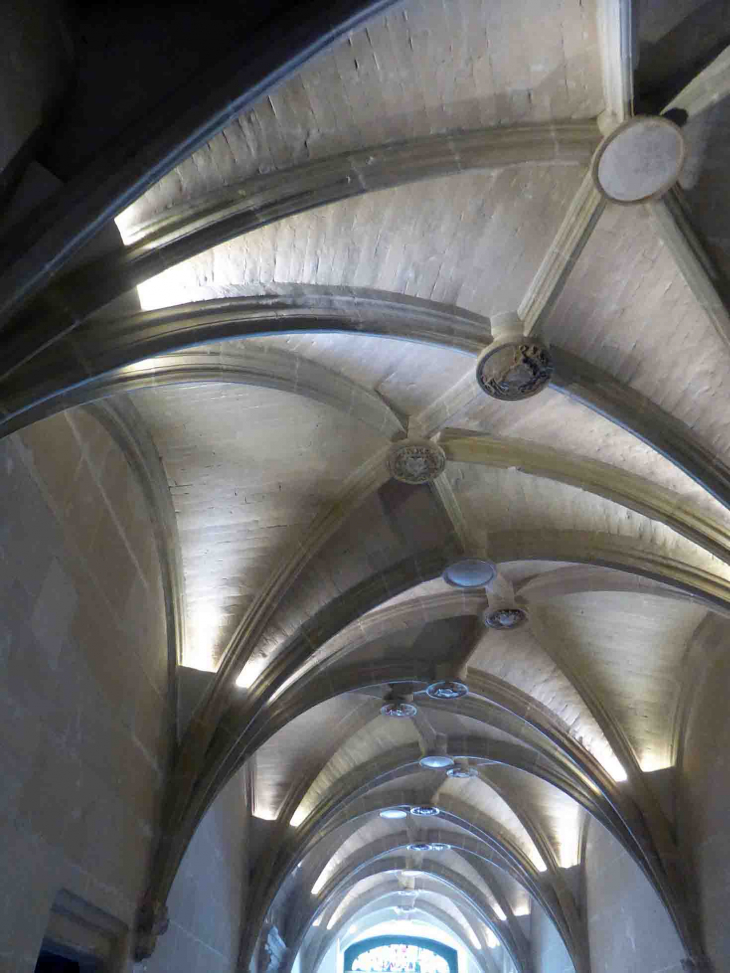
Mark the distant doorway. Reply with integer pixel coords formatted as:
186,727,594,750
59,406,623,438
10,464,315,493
35,949,81,973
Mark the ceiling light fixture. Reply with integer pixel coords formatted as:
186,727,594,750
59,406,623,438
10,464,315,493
426,680,468,701
410,805,440,817
419,754,455,770
446,763,478,779
442,558,497,589
380,808,408,820
381,699,418,718
408,843,432,852
381,688,417,718
483,606,529,630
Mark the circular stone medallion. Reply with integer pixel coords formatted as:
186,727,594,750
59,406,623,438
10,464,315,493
476,340,553,400
483,606,529,630
386,439,447,484
592,115,685,204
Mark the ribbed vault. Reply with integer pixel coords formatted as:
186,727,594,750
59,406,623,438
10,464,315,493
3,1,730,972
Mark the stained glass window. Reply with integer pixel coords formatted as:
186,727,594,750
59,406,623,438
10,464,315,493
345,939,455,973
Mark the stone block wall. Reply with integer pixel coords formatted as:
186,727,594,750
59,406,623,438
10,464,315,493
583,818,684,973
143,770,249,973
529,905,572,973
678,633,730,971
0,408,170,972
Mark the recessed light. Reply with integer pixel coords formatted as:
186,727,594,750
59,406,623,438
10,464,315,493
380,808,408,820
426,680,468,700
410,805,440,817
483,606,528,630
381,700,418,718
447,765,478,779
442,558,496,589
419,754,455,770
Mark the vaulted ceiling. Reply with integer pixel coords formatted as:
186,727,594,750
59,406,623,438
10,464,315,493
4,1,730,972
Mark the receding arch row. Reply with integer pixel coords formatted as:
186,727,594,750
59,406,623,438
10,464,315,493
266,774,582,970
250,736,631,957
281,780,548,903
244,716,581,973
306,858,533,973
314,893,506,973
214,657,680,966
149,539,724,964
312,882,500,973
261,576,696,954
314,897,498,973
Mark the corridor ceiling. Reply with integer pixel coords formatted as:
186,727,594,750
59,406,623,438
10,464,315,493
4,1,730,972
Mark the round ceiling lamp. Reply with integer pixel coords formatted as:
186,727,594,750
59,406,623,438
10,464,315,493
430,843,450,852
476,338,553,401
426,680,469,701
419,753,455,770
447,764,478,779
442,557,497,589
410,805,441,817
483,606,529,630
381,699,418,718
408,842,433,852
380,808,408,820
592,115,685,204
386,439,447,484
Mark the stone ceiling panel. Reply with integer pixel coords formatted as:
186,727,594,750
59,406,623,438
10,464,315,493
457,387,730,530
529,590,711,770
253,694,376,821
542,203,730,470
482,764,585,868
434,775,544,866
131,383,384,668
446,461,730,582
118,0,603,233
136,165,588,328
467,626,624,779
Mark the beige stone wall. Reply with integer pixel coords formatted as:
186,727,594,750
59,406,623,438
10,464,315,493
0,408,170,971
144,770,250,973
679,640,730,970
529,905,572,973
583,819,684,973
